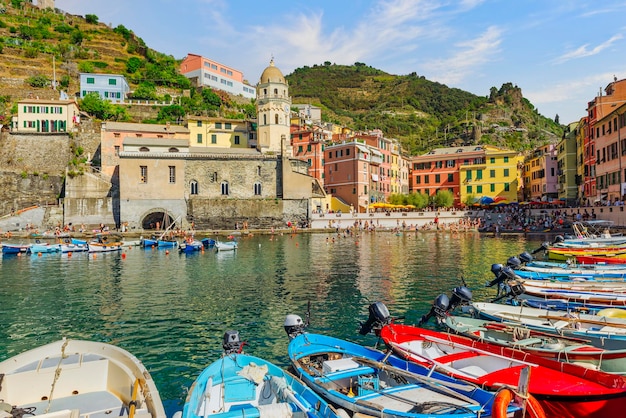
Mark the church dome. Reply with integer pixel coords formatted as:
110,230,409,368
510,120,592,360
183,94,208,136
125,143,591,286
259,59,286,84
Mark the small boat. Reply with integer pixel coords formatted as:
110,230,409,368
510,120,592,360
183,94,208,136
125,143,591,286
379,321,626,418
174,330,344,418
30,242,61,254
547,247,626,261
157,239,178,248
121,239,142,247
469,301,626,350
201,238,216,249
285,316,521,418
88,239,123,253
443,315,626,373
214,240,237,252
179,240,203,254
59,242,89,253
141,237,158,248
1,243,31,254
0,338,166,418
578,255,626,265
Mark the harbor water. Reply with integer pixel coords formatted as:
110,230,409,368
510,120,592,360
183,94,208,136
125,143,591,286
0,231,545,415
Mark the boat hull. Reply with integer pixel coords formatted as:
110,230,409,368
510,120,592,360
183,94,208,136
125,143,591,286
380,324,626,418
0,338,166,418
288,333,518,418
179,353,340,418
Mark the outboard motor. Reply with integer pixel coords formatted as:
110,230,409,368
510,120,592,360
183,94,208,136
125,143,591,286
490,263,503,277
493,279,526,303
359,301,391,335
487,265,520,287
418,293,450,326
448,286,473,311
506,256,521,269
553,235,565,244
223,330,243,355
531,241,549,255
519,251,533,264
284,314,306,340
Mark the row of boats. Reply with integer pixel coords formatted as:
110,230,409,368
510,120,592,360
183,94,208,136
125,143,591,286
0,236,239,255
7,295,626,418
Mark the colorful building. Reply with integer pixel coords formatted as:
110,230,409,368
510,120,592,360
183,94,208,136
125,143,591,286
523,143,558,202
323,141,383,212
13,98,80,133
594,102,626,203
556,122,579,204
186,116,255,149
79,73,130,103
179,54,255,99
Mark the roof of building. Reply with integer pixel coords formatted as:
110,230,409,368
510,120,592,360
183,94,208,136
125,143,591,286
259,59,285,84
188,146,261,155
104,122,189,134
424,145,485,156
18,98,78,105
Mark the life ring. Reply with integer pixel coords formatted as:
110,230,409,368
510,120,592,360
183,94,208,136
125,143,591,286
492,388,546,418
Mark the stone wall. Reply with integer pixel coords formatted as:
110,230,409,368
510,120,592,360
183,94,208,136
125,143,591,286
188,198,307,230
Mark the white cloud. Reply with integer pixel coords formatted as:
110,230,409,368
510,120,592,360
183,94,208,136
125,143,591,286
554,34,623,64
421,26,503,85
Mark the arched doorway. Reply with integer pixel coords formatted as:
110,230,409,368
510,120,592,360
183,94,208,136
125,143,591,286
141,211,176,230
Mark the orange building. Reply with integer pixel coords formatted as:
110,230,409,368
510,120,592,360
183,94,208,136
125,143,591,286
291,125,327,186
409,146,482,205
179,53,256,99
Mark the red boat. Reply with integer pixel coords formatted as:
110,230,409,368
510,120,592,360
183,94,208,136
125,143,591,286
577,255,626,265
380,323,626,418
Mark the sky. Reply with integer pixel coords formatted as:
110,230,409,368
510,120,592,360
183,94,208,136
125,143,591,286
55,0,626,124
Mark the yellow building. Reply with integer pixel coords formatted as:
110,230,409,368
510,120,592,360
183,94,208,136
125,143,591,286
187,116,254,149
13,98,80,133
459,145,523,205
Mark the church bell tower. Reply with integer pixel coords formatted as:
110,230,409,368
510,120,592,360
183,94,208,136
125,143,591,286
256,59,291,156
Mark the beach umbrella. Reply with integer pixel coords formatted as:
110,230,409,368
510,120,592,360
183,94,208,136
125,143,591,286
479,196,494,205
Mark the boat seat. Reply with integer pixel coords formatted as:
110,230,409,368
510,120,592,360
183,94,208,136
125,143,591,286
511,337,543,347
435,351,480,364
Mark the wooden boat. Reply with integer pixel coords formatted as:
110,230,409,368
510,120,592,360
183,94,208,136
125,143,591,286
1,243,31,254
175,331,344,418
527,259,626,270
0,338,166,418
470,301,626,350
59,242,89,253
287,332,521,418
380,322,626,418
443,315,626,373
214,240,237,251
578,255,626,265
88,240,123,253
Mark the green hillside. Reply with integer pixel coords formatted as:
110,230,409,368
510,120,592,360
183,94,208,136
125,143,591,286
0,1,564,156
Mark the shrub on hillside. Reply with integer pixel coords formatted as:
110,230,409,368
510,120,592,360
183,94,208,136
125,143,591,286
85,14,99,25
78,61,94,73
25,75,50,88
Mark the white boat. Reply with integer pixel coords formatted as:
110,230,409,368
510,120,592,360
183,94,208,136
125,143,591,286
59,242,89,253
214,240,238,251
0,338,166,418
469,301,626,350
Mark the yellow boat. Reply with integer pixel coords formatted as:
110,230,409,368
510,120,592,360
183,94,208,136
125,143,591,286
547,247,626,261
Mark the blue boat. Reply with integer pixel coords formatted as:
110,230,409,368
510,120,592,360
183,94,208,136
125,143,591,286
30,242,61,254
141,237,158,247
179,240,203,253
157,239,178,248
201,238,216,249
1,243,30,254
286,329,519,417
175,331,344,418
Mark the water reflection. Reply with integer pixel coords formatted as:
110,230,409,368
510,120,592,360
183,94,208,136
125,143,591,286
0,231,544,414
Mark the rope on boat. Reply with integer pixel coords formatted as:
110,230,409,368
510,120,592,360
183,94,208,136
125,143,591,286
44,338,70,414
